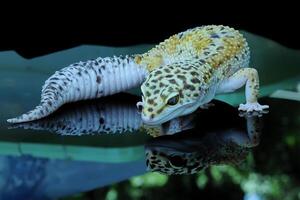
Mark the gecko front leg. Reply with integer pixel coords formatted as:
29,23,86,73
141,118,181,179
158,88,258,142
217,68,269,112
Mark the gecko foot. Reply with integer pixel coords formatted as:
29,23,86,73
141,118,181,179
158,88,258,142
238,102,269,113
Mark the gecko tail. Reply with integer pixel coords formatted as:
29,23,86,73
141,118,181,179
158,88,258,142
7,55,148,124
7,101,62,123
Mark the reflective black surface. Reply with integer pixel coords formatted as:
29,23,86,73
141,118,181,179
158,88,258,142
1,92,300,199
1,31,300,199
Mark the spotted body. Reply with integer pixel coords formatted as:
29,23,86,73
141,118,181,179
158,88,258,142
8,25,268,124
139,25,268,124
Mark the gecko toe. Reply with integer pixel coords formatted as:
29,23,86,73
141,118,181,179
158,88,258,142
238,102,269,113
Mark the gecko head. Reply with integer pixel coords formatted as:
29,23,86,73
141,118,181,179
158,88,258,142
139,65,207,125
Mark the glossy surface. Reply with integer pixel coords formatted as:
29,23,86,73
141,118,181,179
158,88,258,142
1,31,300,199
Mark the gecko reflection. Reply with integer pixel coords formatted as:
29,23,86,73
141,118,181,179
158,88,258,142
9,93,143,136
145,107,262,175
9,93,196,136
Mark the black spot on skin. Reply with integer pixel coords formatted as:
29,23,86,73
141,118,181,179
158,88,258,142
159,83,165,87
150,114,155,119
47,101,52,106
177,75,186,80
151,160,160,164
148,107,153,112
164,68,171,73
169,79,177,84
156,107,164,114
166,74,173,78
150,85,156,90
146,91,151,97
199,60,205,64
77,88,80,92
190,71,199,76
148,99,155,104
210,33,220,38
63,82,67,86
153,90,160,95
59,86,63,91
49,86,56,91
96,76,101,84
50,77,59,81
217,46,224,51
154,70,162,75
184,84,196,91
191,78,200,84
101,65,106,70
77,72,82,76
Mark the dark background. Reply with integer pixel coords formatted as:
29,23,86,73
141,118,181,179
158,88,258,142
0,4,299,58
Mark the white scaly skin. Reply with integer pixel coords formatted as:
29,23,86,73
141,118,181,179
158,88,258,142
7,25,268,124
7,56,148,123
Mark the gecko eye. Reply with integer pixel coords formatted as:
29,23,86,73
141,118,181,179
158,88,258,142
167,95,180,106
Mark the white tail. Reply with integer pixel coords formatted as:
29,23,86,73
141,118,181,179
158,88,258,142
7,56,148,123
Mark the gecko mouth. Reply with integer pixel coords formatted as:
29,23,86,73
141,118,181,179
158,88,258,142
142,101,198,125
